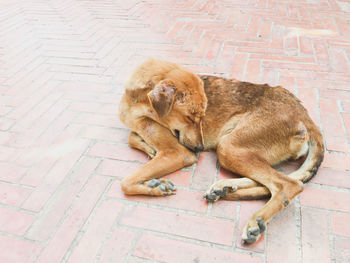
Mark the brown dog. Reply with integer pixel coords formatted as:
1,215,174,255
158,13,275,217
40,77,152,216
118,58,324,243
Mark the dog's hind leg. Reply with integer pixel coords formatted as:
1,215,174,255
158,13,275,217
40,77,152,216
216,141,303,243
205,178,270,201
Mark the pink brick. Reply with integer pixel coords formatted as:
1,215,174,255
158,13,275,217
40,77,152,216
329,48,350,73
247,16,260,35
320,89,350,100
99,228,136,263
206,39,223,61
97,159,142,178
266,203,300,263
270,26,284,49
215,44,235,74
237,200,265,252
82,126,129,143
162,169,192,187
183,27,202,52
298,88,320,125
7,85,54,120
211,200,238,220
108,180,207,213
300,37,314,55
20,156,57,187
69,102,117,115
0,235,42,263
314,41,329,64
0,183,32,207
0,117,15,131
34,109,77,146
323,152,350,171
218,166,241,180
0,163,27,183
311,167,350,189
167,20,185,38
279,76,295,94
134,234,261,263
319,98,348,152
230,53,248,80
26,157,100,242
0,146,20,162
74,112,125,129
261,67,278,86
250,54,315,63
235,13,250,31
259,20,272,39
10,92,62,133
67,199,123,263
263,61,330,72
245,60,261,83
300,187,350,213
343,113,350,141
22,139,90,212
175,24,193,44
193,31,211,57
120,206,235,246
343,102,350,112
284,36,298,51
191,151,217,191
301,207,331,263
298,79,349,90
36,175,110,263
334,237,350,263
89,142,149,163
278,160,302,175
331,213,350,238
0,206,36,235
53,123,84,144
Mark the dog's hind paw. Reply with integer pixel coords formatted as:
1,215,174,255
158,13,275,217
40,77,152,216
241,217,266,244
145,178,176,195
204,187,229,202
204,181,238,202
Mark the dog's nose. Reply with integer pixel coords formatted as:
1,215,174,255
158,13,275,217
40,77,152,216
194,145,204,152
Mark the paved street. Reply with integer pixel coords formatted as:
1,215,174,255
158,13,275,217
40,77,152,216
0,0,350,262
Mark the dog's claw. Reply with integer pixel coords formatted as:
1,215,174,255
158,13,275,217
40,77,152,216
205,193,219,202
148,179,161,188
205,185,233,202
242,237,256,244
242,217,266,244
168,183,176,191
159,184,166,192
145,178,176,196
257,217,266,232
214,187,228,197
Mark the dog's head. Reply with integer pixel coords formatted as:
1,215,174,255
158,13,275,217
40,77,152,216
147,72,207,152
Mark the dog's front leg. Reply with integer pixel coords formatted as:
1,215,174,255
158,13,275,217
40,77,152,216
120,119,196,196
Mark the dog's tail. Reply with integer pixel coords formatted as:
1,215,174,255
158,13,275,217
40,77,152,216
289,122,324,183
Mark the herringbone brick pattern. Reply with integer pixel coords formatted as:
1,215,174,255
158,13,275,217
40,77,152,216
1,0,350,262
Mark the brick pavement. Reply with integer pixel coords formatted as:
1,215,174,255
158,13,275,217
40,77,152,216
0,0,350,262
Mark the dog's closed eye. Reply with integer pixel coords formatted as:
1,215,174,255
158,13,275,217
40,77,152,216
174,129,180,138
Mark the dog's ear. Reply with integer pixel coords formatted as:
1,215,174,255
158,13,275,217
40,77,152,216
147,80,177,118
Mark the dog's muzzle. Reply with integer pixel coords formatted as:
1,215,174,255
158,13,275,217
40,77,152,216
194,145,204,152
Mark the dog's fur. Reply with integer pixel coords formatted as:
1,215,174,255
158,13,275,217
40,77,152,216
118,58,324,243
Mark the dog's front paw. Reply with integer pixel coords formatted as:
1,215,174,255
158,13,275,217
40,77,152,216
241,217,266,244
204,181,238,202
144,178,176,195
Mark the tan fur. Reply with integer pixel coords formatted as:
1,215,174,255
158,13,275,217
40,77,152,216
118,58,324,243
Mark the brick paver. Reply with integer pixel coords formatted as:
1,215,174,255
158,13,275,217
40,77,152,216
1,0,350,262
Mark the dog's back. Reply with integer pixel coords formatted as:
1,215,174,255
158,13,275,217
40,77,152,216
200,75,324,182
